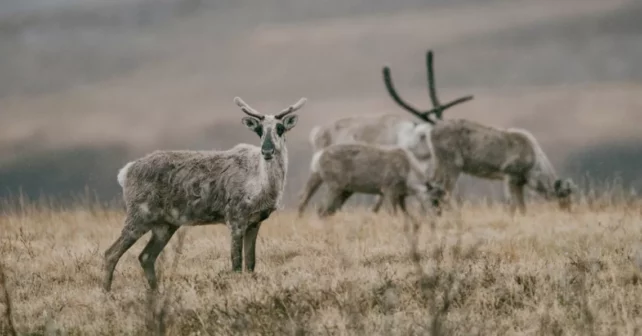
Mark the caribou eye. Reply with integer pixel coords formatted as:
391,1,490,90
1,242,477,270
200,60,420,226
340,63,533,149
276,123,285,137
255,125,263,138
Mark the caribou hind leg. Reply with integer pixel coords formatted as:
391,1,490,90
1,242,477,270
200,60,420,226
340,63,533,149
381,190,401,215
138,223,178,291
297,171,323,217
103,215,151,292
318,189,353,217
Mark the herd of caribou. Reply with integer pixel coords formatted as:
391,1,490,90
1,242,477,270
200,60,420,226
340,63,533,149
102,50,576,292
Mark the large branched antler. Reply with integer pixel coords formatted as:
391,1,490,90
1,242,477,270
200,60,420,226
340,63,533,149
382,49,474,124
425,51,474,120
383,66,436,124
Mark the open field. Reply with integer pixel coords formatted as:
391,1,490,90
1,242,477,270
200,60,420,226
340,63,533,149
1,196,642,335
1,2,642,333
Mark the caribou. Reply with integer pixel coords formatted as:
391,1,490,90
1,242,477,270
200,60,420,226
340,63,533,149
103,96,308,292
297,142,445,218
305,50,474,211
377,54,575,214
427,119,575,214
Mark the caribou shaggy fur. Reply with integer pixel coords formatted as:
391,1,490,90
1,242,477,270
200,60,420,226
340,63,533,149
297,143,444,218
429,119,574,214
102,96,307,292
309,114,434,161
308,114,435,210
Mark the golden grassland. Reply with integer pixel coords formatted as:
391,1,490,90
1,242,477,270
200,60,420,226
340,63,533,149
1,196,642,335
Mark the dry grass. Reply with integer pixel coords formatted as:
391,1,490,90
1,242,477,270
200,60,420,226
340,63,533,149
1,196,642,335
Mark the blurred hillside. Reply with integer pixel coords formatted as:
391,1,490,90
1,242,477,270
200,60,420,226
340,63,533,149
0,0,641,207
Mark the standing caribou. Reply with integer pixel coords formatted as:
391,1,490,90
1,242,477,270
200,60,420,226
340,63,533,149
103,96,307,292
301,50,473,213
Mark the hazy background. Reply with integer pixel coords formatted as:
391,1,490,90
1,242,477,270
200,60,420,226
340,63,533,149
0,0,641,208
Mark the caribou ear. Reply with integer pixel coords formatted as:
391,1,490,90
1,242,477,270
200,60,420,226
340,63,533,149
242,117,263,138
281,114,298,131
241,116,260,130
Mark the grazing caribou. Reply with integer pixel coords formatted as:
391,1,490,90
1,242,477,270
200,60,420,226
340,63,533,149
428,119,575,214
297,143,445,218
374,50,575,214
304,50,473,211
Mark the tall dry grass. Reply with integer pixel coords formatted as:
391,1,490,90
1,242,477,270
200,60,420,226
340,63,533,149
0,191,641,335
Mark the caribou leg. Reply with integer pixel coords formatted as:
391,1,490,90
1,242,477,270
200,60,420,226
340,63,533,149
505,175,527,215
297,172,323,217
318,188,353,217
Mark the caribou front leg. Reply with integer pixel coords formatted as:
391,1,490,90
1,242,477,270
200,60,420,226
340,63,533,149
371,195,385,213
243,222,262,272
229,223,244,272
505,175,527,215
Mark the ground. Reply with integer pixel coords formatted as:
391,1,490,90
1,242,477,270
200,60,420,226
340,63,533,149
0,195,641,335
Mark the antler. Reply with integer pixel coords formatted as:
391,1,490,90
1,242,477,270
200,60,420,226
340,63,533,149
382,66,436,124
382,49,474,124
424,50,474,120
234,97,264,120
275,97,308,119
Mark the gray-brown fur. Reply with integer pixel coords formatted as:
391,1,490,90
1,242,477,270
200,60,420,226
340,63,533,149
428,119,575,214
308,115,435,211
297,143,444,218
309,114,434,160
103,96,307,292
305,50,473,211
